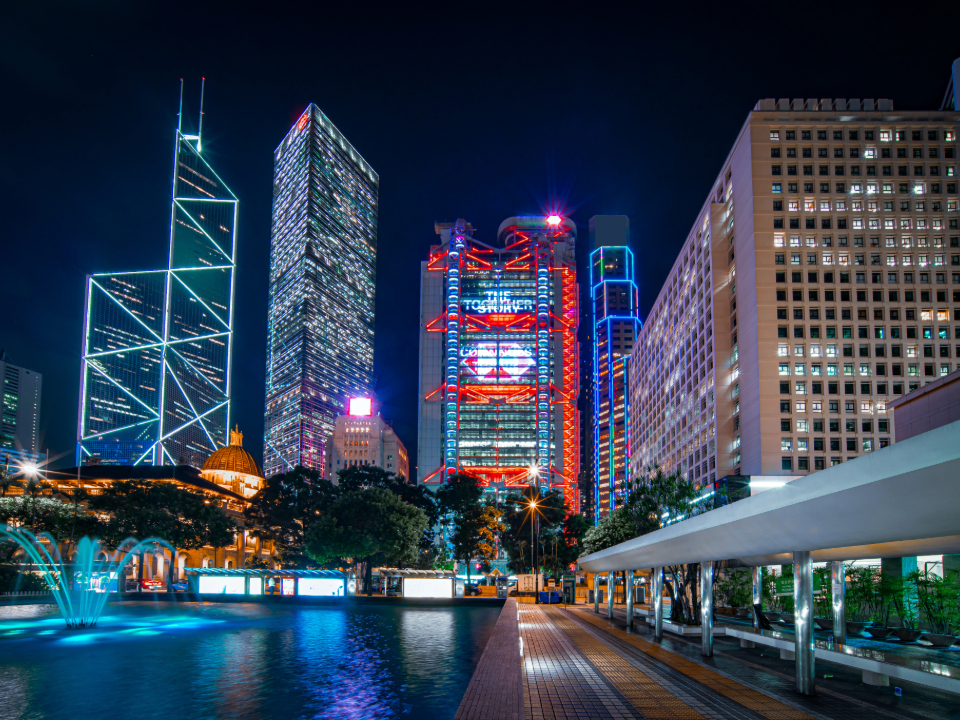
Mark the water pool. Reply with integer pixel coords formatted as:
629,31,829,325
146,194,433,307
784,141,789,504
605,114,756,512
0,601,500,720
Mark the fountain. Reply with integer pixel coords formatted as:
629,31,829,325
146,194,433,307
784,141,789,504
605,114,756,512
1,525,173,629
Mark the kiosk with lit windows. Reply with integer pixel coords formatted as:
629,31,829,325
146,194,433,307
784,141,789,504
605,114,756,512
188,568,349,597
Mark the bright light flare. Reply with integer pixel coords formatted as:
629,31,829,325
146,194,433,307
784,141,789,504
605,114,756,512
348,397,372,416
546,215,562,226
19,462,38,476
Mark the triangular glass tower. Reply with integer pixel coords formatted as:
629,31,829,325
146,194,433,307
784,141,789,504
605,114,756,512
79,101,237,467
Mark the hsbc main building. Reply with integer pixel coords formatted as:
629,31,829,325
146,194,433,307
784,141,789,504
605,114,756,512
416,216,581,512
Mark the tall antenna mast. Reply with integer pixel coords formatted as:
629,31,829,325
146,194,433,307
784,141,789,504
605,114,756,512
177,78,184,134
198,77,206,153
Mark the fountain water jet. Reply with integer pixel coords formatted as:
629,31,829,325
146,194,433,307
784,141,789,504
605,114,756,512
1,525,173,629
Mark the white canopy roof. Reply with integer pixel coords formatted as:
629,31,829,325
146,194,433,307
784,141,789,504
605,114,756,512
579,418,960,572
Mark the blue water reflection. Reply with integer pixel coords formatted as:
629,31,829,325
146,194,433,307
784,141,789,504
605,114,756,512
0,601,499,720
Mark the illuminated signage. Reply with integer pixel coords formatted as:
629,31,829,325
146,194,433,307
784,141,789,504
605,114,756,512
462,290,534,315
461,342,535,383
198,577,245,594
249,578,263,595
403,578,453,598
281,578,295,595
348,397,372,416
298,578,345,596
297,113,309,132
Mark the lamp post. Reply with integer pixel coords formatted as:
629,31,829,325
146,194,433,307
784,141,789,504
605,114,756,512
529,499,538,603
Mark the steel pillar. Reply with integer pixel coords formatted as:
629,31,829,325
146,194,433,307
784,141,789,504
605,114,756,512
625,570,634,630
701,561,714,657
594,573,600,613
607,571,615,618
653,567,663,640
831,560,846,645
752,566,763,629
793,551,816,696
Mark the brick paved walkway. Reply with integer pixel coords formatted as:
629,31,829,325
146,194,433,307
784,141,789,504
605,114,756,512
456,601,960,720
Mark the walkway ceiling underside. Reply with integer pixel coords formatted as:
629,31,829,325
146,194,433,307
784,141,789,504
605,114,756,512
579,419,960,572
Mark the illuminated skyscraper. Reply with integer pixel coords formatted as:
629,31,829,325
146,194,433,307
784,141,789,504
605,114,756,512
78,86,237,466
589,216,641,521
417,216,581,511
263,105,379,478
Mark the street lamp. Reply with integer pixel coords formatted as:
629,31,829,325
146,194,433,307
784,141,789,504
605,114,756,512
529,498,540,603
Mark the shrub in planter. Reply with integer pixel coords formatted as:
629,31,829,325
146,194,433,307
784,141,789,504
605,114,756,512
908,569,960,641
714,568,752,611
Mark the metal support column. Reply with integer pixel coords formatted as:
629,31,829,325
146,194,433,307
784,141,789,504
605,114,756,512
607,571,615,618
593,573,600,613
653,567,663,640
831,560,846,645
701,561,714,657
793,551,815,696
625,570,634,630
752,566,763,630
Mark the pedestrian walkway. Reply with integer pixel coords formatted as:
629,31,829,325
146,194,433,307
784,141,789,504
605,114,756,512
510,602,960,720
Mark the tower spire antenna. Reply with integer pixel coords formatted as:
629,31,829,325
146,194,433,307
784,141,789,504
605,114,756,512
177,78,184,134
198,77,205,153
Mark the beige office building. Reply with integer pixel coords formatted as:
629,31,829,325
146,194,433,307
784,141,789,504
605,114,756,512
326,412,409,481
629,97,959,488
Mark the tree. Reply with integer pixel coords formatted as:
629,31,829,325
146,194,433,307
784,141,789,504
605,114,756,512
502,488,566,576
579,465,723,624
436,473,490,582
304,488,428,593
88,479,237,586
337,465,439,548
0,495,104,549
243,467,339,568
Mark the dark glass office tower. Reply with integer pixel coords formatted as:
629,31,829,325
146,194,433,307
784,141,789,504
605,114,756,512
263,105,379,478
79,102,237,467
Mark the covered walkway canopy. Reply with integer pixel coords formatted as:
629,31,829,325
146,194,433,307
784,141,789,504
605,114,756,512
579,418,960,572
578,417,960,697
187,568,346,578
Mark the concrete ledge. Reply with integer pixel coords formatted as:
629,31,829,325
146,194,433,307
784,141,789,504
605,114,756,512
722,624,960,695
119,593,506,608
454,598,522,720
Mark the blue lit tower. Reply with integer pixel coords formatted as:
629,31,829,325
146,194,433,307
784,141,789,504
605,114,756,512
78,81,238,466
262,105,379,478
590,216,641,522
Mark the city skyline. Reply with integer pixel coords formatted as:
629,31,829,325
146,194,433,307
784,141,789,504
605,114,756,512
3,4,958,473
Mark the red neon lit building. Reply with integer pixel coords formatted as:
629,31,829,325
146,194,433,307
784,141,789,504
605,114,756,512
416,217,581,512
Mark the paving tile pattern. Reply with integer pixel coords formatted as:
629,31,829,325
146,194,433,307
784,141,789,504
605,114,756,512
520,604,644,719
454,598,524,720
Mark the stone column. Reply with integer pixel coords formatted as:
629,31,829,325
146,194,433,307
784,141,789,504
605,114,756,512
625,570,634,630
831,561,846,645
752,566,763,630
607,571,615,619
793,551,816,696
701,561,714,657
653,567,663,640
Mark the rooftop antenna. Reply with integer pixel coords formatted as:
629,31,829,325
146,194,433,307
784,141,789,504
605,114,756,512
198,77,205,153
177,78,184,134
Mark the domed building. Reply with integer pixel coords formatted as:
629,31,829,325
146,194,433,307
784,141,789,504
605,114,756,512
201,427,265,499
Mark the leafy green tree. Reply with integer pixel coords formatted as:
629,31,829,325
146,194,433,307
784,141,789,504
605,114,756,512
243,467,339,568
436,473,484,580
88,479,237,585
0,496,104,547
580,506,636,556
304,488,428,593
337,465,439,548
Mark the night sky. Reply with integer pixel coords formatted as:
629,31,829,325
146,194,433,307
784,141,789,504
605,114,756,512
3,2,958,471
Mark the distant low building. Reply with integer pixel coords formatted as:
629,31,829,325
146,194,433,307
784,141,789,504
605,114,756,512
1,351,42,461
325,398,409,481
54,426,272,576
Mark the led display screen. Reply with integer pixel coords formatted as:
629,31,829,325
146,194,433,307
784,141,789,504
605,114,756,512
403,578,453,598
249,578,262,595
462,290,534,314
281,578,295,595
348,397,372,416
198,577,245,595
461,342,535,383
298,578,345,596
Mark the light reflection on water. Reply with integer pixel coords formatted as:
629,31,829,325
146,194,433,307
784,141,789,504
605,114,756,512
0,601,498,720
